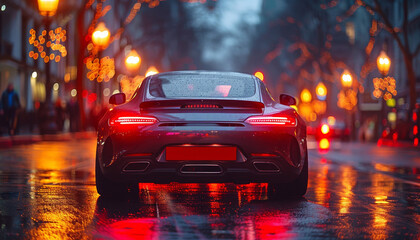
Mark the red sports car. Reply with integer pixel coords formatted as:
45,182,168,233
96,71,308,197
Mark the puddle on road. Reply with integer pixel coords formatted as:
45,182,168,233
92,183,332,239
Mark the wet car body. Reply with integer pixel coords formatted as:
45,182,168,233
96,71,308,197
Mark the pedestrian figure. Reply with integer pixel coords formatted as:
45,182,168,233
55,98,65,132
0,83,21,135
67,98,80,132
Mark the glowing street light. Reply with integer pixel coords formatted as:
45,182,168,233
341,70,353,88
377,51,391,76
300,88,312,103
254,71,264,81
37,0,60,133
92,22,110,49
315,82,327,100
37,0,59,16
125,49,141,72
145,66,159,77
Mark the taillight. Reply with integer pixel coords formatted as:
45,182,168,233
109,114,158,126
321,124,330,134
245,116,296,126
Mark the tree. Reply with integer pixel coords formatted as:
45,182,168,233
245,0,365,109
346,0,419,113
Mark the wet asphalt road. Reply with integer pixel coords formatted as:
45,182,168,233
0,138,419,239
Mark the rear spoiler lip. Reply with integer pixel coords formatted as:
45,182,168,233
140,99,265,109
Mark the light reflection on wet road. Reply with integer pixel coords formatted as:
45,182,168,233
0,139,419,239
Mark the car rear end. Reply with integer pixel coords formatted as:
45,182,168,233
97,72,306,186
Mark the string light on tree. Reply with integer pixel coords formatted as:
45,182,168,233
86,56,115,82
337,89,358,111
28,27,67,62
373,76,397,101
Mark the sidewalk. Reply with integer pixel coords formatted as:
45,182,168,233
0,131,96,148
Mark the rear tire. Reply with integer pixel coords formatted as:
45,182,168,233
95,155,137,197
268,153,308,198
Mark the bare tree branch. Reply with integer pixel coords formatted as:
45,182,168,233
371,0,407,54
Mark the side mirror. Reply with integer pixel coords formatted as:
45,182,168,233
109,93,126,105
279,94,296,106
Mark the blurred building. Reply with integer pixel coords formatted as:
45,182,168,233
358,0,420,140
0,0,79,133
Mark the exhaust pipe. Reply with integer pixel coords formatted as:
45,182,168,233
123,161,150,172
253,161,280,173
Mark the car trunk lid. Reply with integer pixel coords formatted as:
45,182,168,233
139,99,264,122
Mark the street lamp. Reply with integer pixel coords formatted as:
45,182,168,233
300,88,312,103
37,0,59,134
316,82,327,101
341,70,353,88
125,49,141,72
377,51,391,76
37,0,59,16
92,22,110,104
375,50,395,141
92,22,110,50
145,66,159,77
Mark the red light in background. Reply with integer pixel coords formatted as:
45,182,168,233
413,112,418,122
321,124,330,135
88,93,97,103
392,132,398,142
82,90,89,98
414,138,419,146
319,138,330,150
381,129,389,138
414,125,418,135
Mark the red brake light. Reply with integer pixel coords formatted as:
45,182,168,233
182,104,222,109
321,124,330,134
109,114,158,126
319,138,330,150
245,116,296,126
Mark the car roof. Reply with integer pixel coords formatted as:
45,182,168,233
152,70,258,80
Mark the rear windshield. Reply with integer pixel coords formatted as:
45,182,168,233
148,74,256,98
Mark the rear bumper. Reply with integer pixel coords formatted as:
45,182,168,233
97,124,307,184
102,157,299,184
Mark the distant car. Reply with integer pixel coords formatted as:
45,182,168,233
315,116,350,140
95,71,308,197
